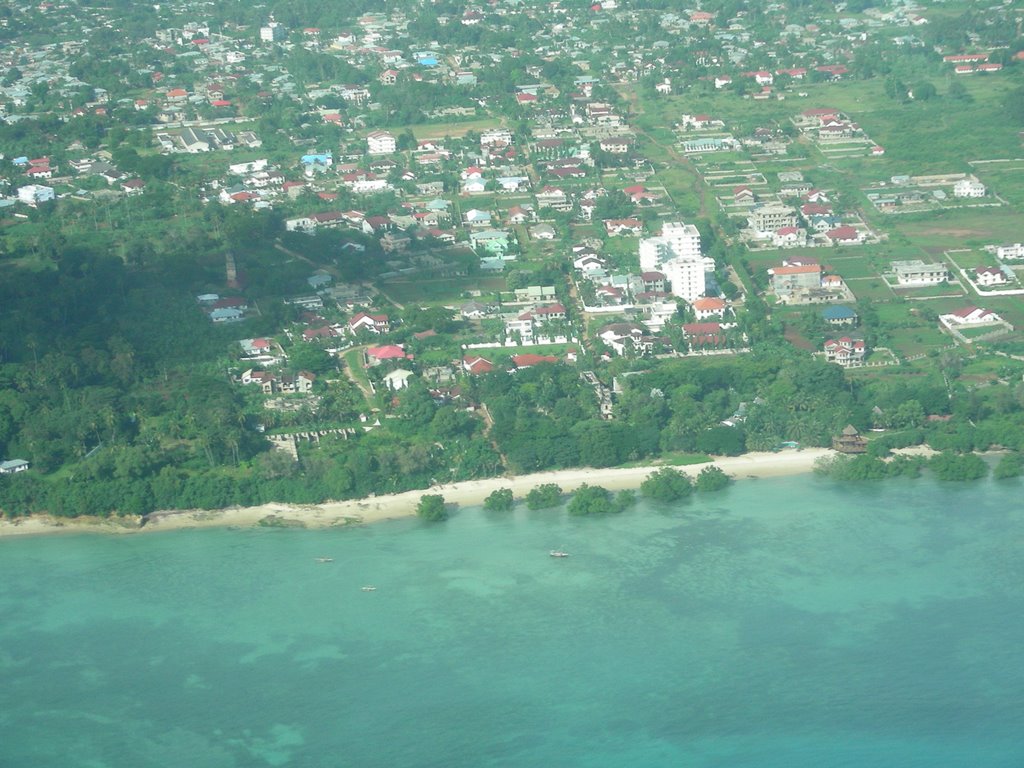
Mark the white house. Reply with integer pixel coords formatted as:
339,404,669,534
940,306,1002,326
974,266,1007,287
772,226,806,248
823,337,866,368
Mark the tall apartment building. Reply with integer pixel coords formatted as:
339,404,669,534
638,222,705,301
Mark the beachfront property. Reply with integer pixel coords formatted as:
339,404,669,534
832,424,867,453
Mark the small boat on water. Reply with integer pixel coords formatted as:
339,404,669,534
549,550,570,558
361,586,377,592
315,557,334,563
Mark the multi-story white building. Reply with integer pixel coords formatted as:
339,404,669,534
996,243,1024,260
891,260,948,286
260,21,285,42
953,178,985,198
480,128,513,147
749,204,798,235
366,131,396,155
638,222,705,301
661,256,707,302
639,222,701,271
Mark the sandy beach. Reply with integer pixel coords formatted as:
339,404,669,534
0,448,833,538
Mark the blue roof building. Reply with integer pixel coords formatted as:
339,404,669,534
822,305,858,326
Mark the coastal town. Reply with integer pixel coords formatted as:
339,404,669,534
1,0,1024,516
5,5,1024,768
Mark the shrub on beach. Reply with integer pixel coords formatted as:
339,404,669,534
641,467,693,502
483,488,515,511
416,494,448,521
525,483,562,510
695,465,732,492
567,484,616,516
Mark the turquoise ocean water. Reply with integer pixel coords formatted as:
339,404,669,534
2,473,1024,768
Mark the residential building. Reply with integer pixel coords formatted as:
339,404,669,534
940,306,1002,326
749,204,798,235
891,260,947,286
974,266,1007,287
823,337,866,367
348,312,390,335
462,355,494,375
822,305,858,327
825,226,863,245
692,297,727,321
769,264,821,297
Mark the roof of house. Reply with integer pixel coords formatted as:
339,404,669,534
771,264,821,275
822,305,857,319
463,355,494,374
826,225,859,240
693,297,726,311
366,345,409,360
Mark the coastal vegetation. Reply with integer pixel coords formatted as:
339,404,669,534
416,494,448,522
641,468,695,503
565,484,637,516
483,488,515,511
993,453,1024,480
695,466,732,492
525,484,563,510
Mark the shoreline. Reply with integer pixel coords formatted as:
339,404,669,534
0,448,833,539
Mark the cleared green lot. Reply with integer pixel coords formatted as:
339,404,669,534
380,276,507,305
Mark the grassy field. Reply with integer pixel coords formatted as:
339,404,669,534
971,165,1024,207
826,254,878,279
892,208,1024,250
379,276,507,305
